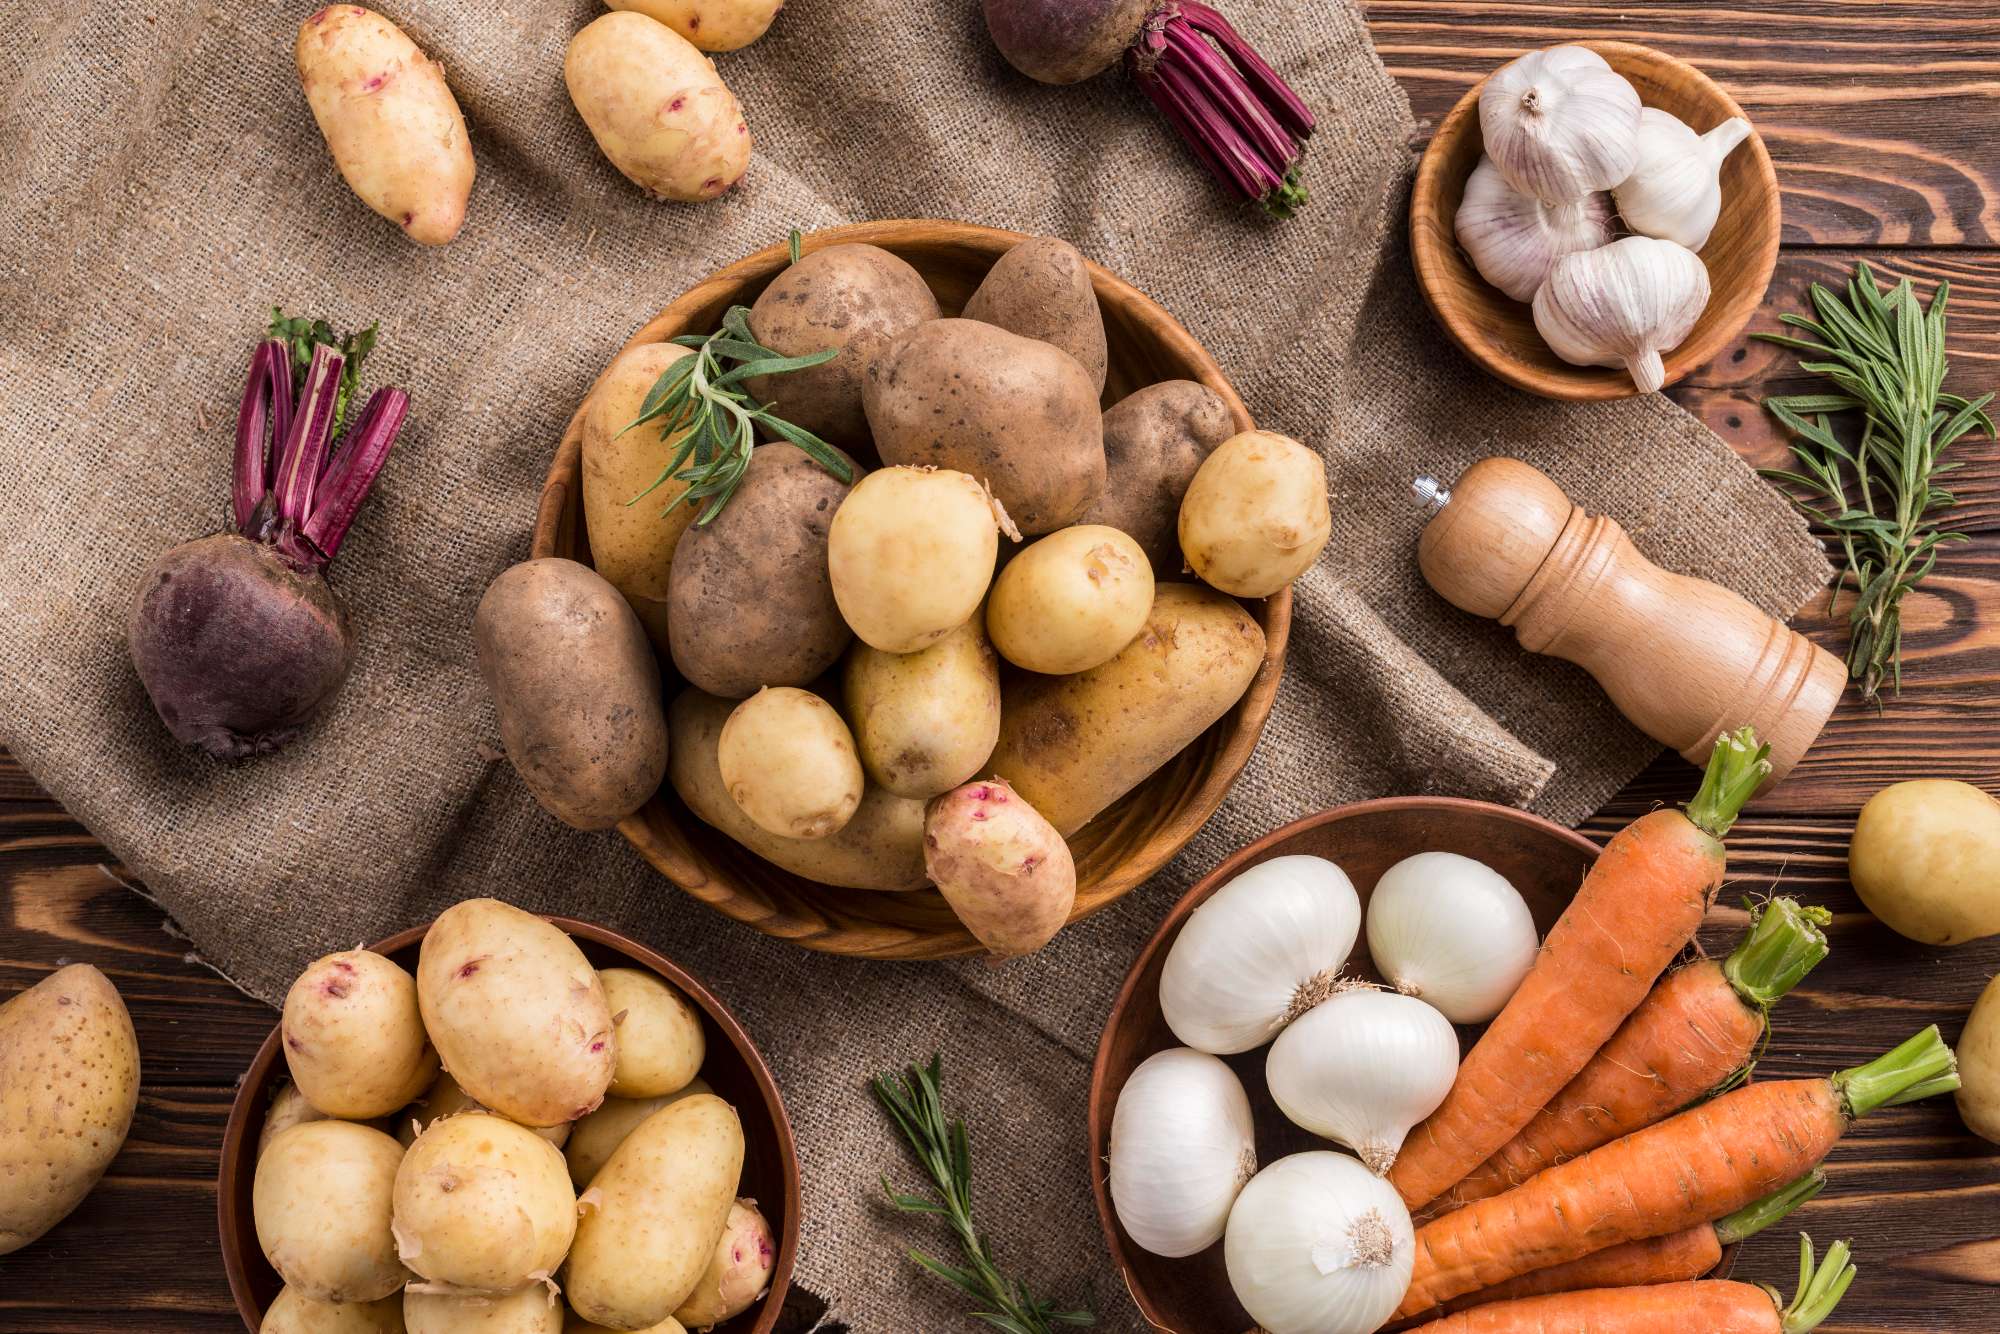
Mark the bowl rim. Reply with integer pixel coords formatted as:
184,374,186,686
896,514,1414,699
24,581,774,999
216,914,801,1333
1410,39,1783,401
531,218,1291,959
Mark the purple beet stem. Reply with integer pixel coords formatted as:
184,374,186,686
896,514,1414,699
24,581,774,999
272,344,345,529
231,340,293,532
301,387,408,559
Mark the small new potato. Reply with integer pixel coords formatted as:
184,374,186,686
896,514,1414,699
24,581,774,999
254,1121,408,1303
600,968,706,1098
987,525,1153,674
673,1197,777,1328
393,1113,577,1293
829,466,1001,653
261,1285,406,1334
565,1315,687,1333
295,6,474,245
1851,779,2000,946
397,1070,570,1150
565,12,751,203
962,236,1107,393
566,1081,712,1188
404,1285,560,1333
718,687,865,840
1957,973,2000,1145
582,341,697,653
1178,430,1330,597
566,1094,746,1328
417,899,616,1127
925,779,1076,957
260,1083,333,1161
283,949,438,1119
603,0,784,51
843,616,1001,799
1080,380,1235,572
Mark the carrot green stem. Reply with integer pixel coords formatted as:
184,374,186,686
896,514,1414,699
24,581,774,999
1714,1169,1827,1246
1833,1025,1960,1119
1723,898,1832,1010
1769,1234,1857,1334
1684,726,1773,839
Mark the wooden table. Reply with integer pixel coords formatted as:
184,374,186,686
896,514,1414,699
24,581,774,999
5,6,1998,1330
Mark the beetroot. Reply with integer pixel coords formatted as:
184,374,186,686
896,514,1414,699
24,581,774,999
129,314,408,758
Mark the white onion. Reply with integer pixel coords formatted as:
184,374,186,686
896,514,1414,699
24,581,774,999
1159,855,1361,1055
1365,851,1540,1024
1224,1151,1414,1334
1107,1048,1257,1258
1265,987,1458,1174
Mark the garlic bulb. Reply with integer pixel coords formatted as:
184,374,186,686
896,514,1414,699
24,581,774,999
1533,236,1711,392
1455,156,1615,302
1265,987,1458,1174
1479,45,1641,204
1160,855,1360,1055
1366,851,1539,1024
1224,1151,1415,1334
1108,1048,1258,1258
1614,109,1754,251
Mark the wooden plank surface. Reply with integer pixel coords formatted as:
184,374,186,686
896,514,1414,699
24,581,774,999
4,3,2000,1329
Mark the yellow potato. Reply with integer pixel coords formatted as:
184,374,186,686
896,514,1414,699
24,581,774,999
393,1113,576,1293
260,1082,333,1161
396,1070,570,1150
1851,779,2000,946
565,12,751,204
567,1095,745,1328
564,1313,687,1333
416,899,616,1127
987,583,1266,835
718,687,864,840
261,1285,406,1333
987,525,1153,674
582,342,697,654
668,689,930,891
0,964,139,1255
254,1121,409,1303
1958,973,2000,1144
565,1080,712,1189
1177,430,1331,597
404,1285,562,1334
295,6,474,245
673,1197,776,1328
283,949,438,1119
843,616,1001,799
600,969,706,1098
829,466,1002,653
925,779,1076,957
603,0,783,52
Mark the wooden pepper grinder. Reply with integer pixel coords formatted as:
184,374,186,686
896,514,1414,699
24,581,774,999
1414,457,1844,786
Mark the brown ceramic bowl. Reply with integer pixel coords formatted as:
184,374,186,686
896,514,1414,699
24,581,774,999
532,219,1289,960
218,916,799,1333
1410,41,1781,400
1088,797,1740,1331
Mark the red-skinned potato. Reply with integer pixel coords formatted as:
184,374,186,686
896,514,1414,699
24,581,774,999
1079,380,1235,572
962,237,1108,393
924,779,1076,957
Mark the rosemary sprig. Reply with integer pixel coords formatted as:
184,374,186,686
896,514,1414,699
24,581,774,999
617,302,850,525
872,1057,1095,1334
1756,261,1994,701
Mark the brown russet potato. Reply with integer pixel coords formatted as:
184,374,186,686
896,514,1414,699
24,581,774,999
1079,380,1235,572
962,236,1108,393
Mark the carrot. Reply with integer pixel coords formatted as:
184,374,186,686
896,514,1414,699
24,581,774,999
1439,897,1832,1213
1394,1028,1955,1319
1389,728,1773,1211
1405,1234,1858,1334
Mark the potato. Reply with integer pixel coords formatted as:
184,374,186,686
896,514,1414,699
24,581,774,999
829,466,1002,653
746,244,942,452
393,1112,577,1292
565,1080,712,1188
283,949,438,1119
582,341,697,654
1178,430,1331,597
988,583,1266,835
261,1082,333,1160
404,1287,560,1334
668,689,929,891
962,236,1107,393
843,616,1001,799
1079,381,1235,572
673,1197,776,1328
475,558,668,831
566,1094,745,1328
987,525,1153,674
1957,973,2000,1144
262,1285,406,1334
396,1070,570,1150
295,6,474,246
864,319,1105,535
0,964,139,1255
254,1121,408,1303
604,0,783,51
600,969,706,1098
1850,779,2000,946
565,1314,686,1334
668,444,856,698
924,779,1076,956
718,687,865,839
416,899,616,1127
565,13,751,204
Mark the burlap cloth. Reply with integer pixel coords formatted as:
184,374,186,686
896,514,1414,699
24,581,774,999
1,1,1828,1327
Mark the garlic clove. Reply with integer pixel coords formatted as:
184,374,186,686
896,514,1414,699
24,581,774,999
1532,235,1711,392
1108,1048,1258,1258
1479,45,1642,205
1455,156,1615,303
1264,987,1458,1176
1613,109,1754,252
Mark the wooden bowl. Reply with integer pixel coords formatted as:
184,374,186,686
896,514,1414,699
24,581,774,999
1410,41,1781,400
218,917,799,1333
532,220,1290,960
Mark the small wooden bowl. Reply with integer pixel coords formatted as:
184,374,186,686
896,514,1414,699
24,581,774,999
1410,41,1781,400
217,917,800,1334
532,220,1289,959
1088,797,1738,1330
